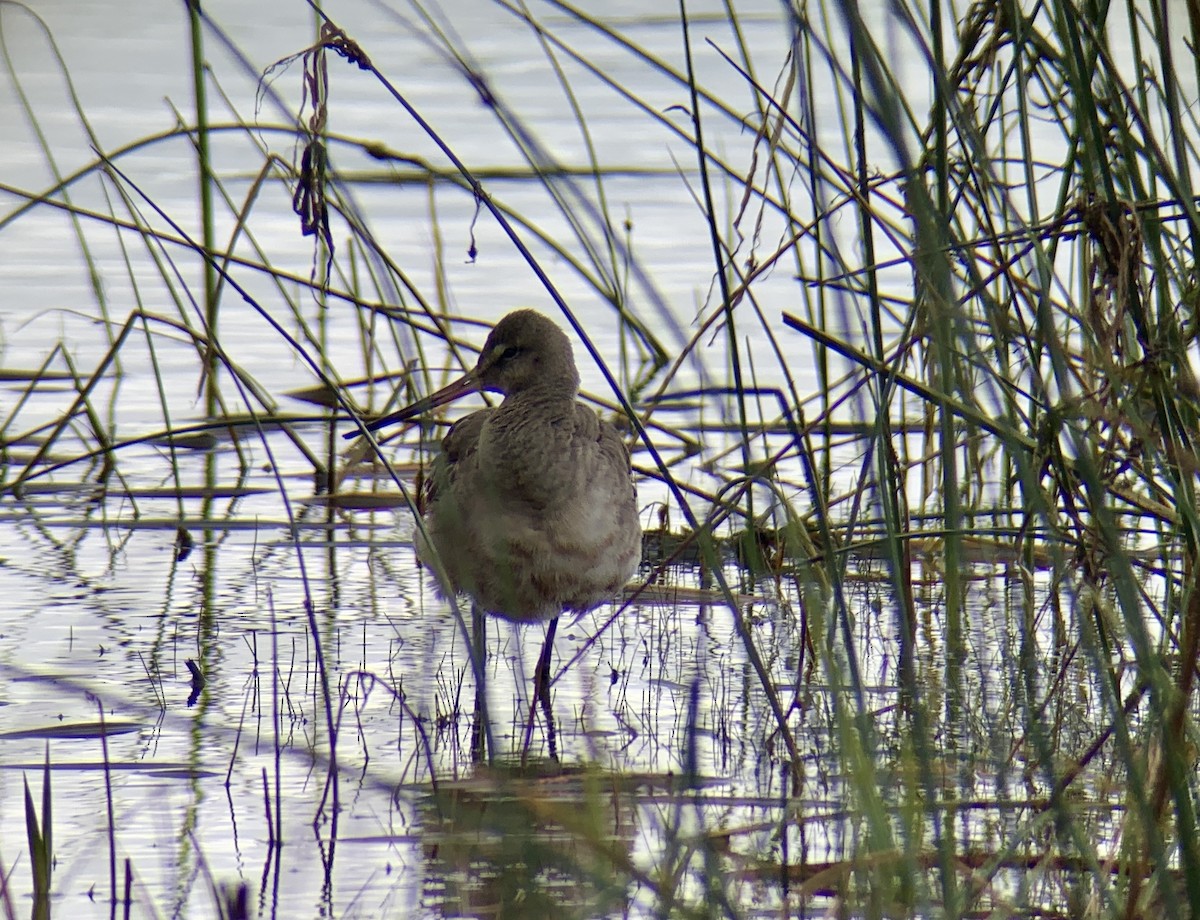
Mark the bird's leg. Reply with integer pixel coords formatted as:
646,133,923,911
533,617,558,709
469,603,491,764
521,617,560,763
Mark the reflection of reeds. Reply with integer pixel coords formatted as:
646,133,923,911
420,762,637,920
2,0,1200,914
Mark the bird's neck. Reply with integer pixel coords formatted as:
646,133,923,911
502,380,579,408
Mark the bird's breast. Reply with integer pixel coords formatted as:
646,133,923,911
420,398,639,621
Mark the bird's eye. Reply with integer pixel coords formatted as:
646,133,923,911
494,345,525,366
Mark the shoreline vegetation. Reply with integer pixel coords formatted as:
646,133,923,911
2,1,1199,916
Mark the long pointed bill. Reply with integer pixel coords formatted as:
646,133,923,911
345,369,482,439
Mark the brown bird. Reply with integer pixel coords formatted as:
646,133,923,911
354,309,640,715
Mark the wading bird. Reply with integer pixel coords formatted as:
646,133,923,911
351,310,640,728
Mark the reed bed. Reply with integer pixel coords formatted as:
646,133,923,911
0,0,1198,917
